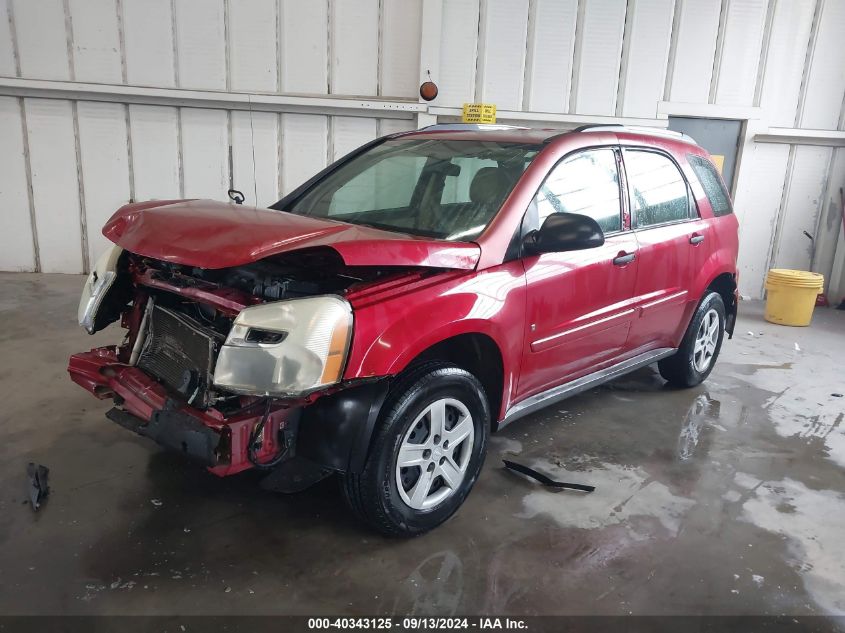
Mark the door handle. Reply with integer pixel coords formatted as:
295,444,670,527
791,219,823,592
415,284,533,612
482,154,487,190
690,234,705,245
613,252,636,266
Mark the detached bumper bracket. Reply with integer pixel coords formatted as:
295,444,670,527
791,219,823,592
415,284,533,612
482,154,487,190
106,406,221,467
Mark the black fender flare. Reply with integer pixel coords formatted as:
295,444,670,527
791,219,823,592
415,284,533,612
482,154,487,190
295,379,390,474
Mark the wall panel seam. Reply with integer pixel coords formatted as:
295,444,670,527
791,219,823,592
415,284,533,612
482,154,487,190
521,0,537,112
224,0,231,93
9,0,34,268
275,0,282,93
766,144,796,283
708,0,729,104
227,109,233,194
7,0,21,76
662,0,683,101
473,0,487,103
327,0,333,94
116,0,128,84
753,0,777,108
794,0,824,128
18,97,40,271
277,112,283,197
62,0,75,80
810,148,836,271
568,0,586,113
838,90,845,131
116,0,134,202
70,100,90,272
170,0,180,86
63,0,89,270
177,108,185,197
376,0,384,96
615,0,635,117
326,115,334,167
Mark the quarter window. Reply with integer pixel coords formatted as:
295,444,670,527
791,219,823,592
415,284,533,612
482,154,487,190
625,150,690,228
688,154,733,216
530,148,622,234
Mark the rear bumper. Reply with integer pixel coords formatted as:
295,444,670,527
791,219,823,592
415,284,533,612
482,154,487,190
67,347,293,476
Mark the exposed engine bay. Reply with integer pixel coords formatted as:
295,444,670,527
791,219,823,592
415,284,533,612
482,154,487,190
94,248,407,413
148,250,371,302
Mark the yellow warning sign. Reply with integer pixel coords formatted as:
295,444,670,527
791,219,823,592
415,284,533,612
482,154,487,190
461,103,496,124
711,154,725,174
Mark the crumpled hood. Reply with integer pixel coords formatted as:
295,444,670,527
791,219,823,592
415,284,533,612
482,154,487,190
103,199,481,270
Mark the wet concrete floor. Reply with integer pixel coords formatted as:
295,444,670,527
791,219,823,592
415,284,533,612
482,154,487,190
0,273,843,618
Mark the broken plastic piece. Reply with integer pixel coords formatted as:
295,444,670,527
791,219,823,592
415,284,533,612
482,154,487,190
503,459,595,492
27,463,50,511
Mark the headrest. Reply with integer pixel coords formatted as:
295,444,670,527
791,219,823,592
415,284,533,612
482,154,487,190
469,167,508,206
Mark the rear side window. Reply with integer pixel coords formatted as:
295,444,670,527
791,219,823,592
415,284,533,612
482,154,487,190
688,154,733,216
624,150,690,228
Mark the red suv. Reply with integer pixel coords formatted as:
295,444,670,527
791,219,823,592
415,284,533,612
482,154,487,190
69,124,738,536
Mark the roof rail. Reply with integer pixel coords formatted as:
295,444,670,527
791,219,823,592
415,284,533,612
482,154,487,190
574,124,697,143
420,123,529,132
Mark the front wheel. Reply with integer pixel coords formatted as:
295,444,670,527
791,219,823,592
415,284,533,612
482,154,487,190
341,362,489,537
658,291,726,387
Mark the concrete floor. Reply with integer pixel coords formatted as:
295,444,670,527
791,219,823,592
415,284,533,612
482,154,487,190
1,272,843,619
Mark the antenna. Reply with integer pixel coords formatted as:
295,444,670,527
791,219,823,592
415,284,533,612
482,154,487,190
248,93,258,205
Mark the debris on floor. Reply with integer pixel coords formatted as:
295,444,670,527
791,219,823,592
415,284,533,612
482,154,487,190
26,462,50,511
150,498,163,508
502,459,595,493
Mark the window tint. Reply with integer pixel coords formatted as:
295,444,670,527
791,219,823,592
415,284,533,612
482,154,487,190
531,148,622,234
625,150,689,228
688,154,733,216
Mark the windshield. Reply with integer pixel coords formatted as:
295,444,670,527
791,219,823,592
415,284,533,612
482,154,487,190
282,139,540,241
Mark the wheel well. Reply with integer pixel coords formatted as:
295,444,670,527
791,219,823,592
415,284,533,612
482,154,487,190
406,333,504,429
707,272,738,336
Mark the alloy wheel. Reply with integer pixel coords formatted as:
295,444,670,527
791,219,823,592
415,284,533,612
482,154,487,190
395,398,475,511
693,308,720,372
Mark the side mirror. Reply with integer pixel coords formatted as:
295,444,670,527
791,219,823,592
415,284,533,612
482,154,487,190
524,212,605,255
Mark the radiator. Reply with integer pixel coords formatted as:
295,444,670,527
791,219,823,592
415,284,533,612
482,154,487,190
136,304,223,408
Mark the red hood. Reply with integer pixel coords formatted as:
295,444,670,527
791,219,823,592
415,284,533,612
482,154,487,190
102,199,481,270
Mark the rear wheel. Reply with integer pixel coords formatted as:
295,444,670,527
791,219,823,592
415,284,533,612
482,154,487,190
658,291,726,387
341,362,489,537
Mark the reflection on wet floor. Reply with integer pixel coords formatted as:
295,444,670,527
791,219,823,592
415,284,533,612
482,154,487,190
0,273,843,619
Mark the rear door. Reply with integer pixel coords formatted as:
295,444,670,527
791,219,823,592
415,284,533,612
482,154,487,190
623,148,708,351
517,147,639,399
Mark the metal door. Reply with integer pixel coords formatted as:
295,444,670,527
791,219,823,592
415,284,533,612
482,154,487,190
668,116,742,191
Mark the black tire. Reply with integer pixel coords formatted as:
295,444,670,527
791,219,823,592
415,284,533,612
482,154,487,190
658,291,726,388
340,362,490,537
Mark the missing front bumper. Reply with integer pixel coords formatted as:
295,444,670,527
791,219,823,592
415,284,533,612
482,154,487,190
68,348,294,476
106,406,222,467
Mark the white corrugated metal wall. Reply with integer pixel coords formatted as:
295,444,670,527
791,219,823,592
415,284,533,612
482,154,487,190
0,0,843,300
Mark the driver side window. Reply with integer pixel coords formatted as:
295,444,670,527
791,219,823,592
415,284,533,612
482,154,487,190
526,148,622,234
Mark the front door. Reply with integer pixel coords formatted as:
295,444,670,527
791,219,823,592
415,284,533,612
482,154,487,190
517,147,639,400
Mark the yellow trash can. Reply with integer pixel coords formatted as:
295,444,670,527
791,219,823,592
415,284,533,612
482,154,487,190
764,269,824,326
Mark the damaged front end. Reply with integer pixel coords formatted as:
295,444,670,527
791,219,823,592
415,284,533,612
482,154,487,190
68,246,393,478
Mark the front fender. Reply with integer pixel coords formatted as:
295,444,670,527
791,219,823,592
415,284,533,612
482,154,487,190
344,263,527,416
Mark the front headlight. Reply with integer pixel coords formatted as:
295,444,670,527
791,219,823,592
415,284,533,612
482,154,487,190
213,296,353,397
78,244,123,334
